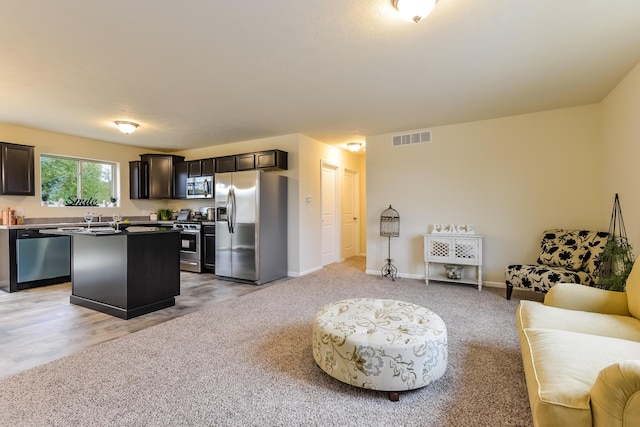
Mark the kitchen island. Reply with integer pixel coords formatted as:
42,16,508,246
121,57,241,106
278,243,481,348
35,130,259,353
46,226,180,319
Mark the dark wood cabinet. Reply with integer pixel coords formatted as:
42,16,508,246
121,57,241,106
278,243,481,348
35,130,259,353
256,150,288,171
0,142,35,195
214,150,288,174
188,160,202,177
139,154,185,199
216,156,236,173
203,225,215,272
188,159,214,177
129,161,149,199
202,158,214,175
69,230,180,319
174,162,188,199
236,153,255,171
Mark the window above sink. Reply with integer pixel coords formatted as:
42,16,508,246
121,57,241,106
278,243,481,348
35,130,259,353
40,154,119,208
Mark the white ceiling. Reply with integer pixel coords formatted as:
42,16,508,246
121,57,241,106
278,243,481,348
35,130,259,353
2,0,640,152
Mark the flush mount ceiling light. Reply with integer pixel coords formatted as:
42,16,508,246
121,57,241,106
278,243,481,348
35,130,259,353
347,142,363,152
393,0,437,23
114,120,139,134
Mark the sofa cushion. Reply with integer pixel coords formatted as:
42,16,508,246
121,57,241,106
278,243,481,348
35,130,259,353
521,328,640,425
518,300,640,341
537,229,609,275
537,243,590,271
505,264,590,294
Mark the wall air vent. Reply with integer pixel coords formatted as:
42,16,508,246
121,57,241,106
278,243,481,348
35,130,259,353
391,130,431,147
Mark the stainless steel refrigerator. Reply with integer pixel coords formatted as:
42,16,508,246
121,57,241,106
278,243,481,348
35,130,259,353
215,170,287,284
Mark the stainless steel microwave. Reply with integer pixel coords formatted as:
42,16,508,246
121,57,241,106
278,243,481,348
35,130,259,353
186,176,213,199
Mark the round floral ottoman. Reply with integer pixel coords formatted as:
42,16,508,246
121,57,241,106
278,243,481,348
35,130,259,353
312,298,448,401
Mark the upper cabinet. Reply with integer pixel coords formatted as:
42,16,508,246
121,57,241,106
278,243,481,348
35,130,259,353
129,161,149,199
130,150,286,199
0,142,35,196
188,158,214,177
202,158,214,175
214,150,287,173
173,161,188,199
236,153,255,171
188,160,202,177
133,154,185,199
215,156,236,173
255,150,288,171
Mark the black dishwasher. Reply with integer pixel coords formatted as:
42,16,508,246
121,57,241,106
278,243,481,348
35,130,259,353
203,224,215,272
6,229,71,292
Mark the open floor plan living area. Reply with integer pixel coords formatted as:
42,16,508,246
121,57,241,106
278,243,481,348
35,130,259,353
2,1,640,426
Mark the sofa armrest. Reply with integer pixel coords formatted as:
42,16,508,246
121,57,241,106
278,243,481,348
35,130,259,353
544,283,630,316
591,361,640,427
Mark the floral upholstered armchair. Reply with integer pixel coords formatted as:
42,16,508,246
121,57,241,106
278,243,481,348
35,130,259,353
504,229,609,300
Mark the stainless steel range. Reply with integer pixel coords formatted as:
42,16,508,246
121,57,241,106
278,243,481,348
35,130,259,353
173,221,202,273
172,209,203,273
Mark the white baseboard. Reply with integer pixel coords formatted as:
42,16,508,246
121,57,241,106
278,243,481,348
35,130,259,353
290,266,323,277
364,270,506,289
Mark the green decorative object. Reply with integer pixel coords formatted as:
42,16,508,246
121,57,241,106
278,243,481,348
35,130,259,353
598,194,635,291
157,209,173,220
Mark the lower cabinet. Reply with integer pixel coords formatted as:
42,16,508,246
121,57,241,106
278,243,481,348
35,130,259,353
203,225,215,272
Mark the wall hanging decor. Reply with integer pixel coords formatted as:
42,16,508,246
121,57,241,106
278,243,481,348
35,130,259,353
380,205,400,281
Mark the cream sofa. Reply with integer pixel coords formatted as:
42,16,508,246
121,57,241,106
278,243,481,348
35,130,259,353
516,257,640,427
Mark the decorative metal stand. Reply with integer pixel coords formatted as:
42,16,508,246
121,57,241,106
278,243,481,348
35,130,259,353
599,193,635,291
380,205,400,281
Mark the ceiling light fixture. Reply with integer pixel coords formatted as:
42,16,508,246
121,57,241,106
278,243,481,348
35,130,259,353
347,142,363,152
114,120,139,134
393,0,437,23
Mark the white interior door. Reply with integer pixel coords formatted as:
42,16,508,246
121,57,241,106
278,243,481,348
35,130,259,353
321,162,338,266
342,169,359,258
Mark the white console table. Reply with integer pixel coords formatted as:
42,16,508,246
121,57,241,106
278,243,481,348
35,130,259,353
423,234,484,290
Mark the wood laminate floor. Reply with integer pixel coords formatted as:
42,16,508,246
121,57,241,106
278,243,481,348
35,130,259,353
0,271,288,380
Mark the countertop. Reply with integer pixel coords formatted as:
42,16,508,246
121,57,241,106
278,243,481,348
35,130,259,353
43,225,178,236
0,220,175,230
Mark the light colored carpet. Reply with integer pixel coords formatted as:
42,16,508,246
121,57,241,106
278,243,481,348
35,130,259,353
0,258,533,426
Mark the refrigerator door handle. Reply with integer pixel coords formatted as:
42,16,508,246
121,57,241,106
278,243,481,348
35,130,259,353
230,187,237,234
226,189,233,234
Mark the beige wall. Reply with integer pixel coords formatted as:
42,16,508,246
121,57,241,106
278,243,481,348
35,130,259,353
365,104,605,285
602,61,640,251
